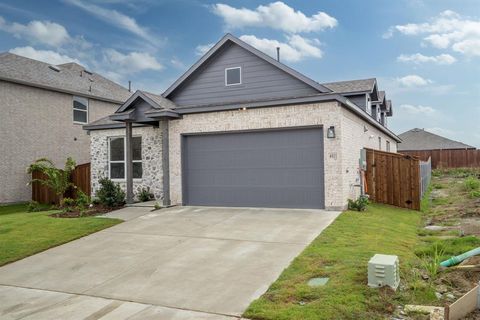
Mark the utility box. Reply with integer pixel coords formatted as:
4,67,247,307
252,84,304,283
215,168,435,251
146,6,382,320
368,254,400,290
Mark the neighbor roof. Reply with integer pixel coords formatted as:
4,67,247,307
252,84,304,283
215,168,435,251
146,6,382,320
322,78,376,95
162,33,332,97
0,52,131,103
398,128,475,151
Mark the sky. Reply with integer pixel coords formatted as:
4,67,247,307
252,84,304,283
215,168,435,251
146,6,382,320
0,0,479,147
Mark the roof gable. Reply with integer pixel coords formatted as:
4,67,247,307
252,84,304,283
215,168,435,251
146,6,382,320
163,34,331,105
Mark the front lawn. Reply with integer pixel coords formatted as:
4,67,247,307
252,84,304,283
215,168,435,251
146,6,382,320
0,203,122,266
244,203,424,320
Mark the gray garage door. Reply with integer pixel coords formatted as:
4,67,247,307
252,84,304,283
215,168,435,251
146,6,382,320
182,127,325,209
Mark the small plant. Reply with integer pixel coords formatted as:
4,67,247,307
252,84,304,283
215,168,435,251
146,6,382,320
469,190,480,198
27,157,76,206
420,242,446,281
62,197,76,212
96,177,125,207
348,195,369,211
27,201,42,212
75,190,90,211
464,176,480,191
154,202,161,210
138,187,154,202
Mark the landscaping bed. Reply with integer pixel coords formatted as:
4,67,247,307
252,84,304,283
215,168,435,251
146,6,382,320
49,205,124,218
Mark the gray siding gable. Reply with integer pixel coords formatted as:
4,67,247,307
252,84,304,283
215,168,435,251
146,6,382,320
169,42,320,107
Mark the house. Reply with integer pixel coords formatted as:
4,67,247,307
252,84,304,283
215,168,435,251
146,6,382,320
398,128,475,152
84,34,400,210
0,53,132,203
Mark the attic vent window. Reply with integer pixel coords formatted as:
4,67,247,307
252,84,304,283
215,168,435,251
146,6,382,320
225,67,241,86
49,65,61,72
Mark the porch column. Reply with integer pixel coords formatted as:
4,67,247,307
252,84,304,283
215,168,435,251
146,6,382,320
160,119,171,206
125,121,134,204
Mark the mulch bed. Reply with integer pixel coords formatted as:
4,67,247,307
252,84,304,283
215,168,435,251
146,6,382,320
49,205,124,218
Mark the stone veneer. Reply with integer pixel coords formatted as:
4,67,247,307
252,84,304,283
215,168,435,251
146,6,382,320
90,126,164,201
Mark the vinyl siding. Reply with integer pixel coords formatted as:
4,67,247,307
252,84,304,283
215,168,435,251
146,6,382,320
169,42,319,107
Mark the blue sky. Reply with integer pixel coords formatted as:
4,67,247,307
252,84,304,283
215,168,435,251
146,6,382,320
1,0,479,147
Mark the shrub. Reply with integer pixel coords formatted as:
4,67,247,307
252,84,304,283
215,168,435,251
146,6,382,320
154,202,161,210
464,176,480,191
96,177,125,207
348,195,369,211
75,190,90,211
138,187,154,202
27,157,76,206
469,190,480,198
27,201,42,212
62,197,76,212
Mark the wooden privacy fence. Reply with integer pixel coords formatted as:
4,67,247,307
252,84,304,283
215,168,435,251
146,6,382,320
401,149,480,169
32,163,91,204
365,149,431,210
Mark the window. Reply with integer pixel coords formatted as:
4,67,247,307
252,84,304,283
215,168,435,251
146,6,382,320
366,96,372,115
378,137,382,150
386,140,391,152
73,96,88,124
109,136,142,180
225,67,241,86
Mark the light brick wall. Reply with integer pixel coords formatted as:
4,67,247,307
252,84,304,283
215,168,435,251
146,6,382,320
89,126,164,201
168,102,345,210
0,81,119,203
340,108,398,203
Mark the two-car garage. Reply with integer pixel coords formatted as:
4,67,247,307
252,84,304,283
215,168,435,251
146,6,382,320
181,127,325,209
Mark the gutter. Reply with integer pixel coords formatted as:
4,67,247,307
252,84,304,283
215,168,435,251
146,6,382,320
0,76,128,104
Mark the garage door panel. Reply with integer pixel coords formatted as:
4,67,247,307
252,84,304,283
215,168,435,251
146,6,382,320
183,128,325,209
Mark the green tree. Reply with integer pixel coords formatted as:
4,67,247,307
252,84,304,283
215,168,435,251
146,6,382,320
27,157,76,205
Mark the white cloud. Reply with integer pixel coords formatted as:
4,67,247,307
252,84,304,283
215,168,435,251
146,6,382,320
9,46,82,65
386,10,480,57
170,56,186,69
103,49,163,73
0,16,70,46
397,75,432,87
195,43,215,56
65,0,157,45
397,53,456,65
239,34,322,62
212,2,337,33
400,104,436,114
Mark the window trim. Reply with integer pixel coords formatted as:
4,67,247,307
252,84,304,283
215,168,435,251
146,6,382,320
73,96,89,125
386,140,391,152
378,136,382,150
225,66,242,86
107,135,142,182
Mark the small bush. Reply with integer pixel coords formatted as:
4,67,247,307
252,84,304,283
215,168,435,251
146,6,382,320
138,187,154,202
469,190,480,198
464,176,480,191
348,195,369,211
154,202,161,210
27,201,42,212
96,177,125,207
75,190,90,211
62,197,76,212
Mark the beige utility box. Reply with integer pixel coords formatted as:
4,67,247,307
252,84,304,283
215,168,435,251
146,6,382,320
368,254,400,290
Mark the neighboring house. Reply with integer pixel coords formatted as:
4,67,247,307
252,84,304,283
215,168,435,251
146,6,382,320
0,53,132,203
398,128,475,152
84,34,400,210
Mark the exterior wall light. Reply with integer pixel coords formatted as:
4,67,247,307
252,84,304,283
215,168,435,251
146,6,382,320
327,126,336,138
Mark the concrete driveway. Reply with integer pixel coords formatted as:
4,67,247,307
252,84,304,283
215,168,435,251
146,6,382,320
0,206,339,319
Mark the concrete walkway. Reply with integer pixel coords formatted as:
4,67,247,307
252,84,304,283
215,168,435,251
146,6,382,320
0,206,340,319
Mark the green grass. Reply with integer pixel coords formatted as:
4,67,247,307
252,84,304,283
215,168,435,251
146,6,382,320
244,204,425,320
0,204,122,266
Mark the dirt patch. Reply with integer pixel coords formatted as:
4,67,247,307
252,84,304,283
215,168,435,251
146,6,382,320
49,205,123,218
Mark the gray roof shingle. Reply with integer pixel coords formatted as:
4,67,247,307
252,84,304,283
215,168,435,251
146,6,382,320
321,78,376,94
140,90,176,110
398,128,475,151
0,52,132,103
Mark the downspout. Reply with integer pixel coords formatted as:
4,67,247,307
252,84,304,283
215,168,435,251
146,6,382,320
125,121,134,204
160,119,171,206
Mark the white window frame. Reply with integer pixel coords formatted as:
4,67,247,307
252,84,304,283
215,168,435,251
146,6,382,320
386,140,391,152
366,95,372,115
73,96,89,124
378,137,382,150
108,136,142,182
225,66,242,86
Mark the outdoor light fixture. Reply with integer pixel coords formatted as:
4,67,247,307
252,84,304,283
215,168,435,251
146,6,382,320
327,126,336,138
